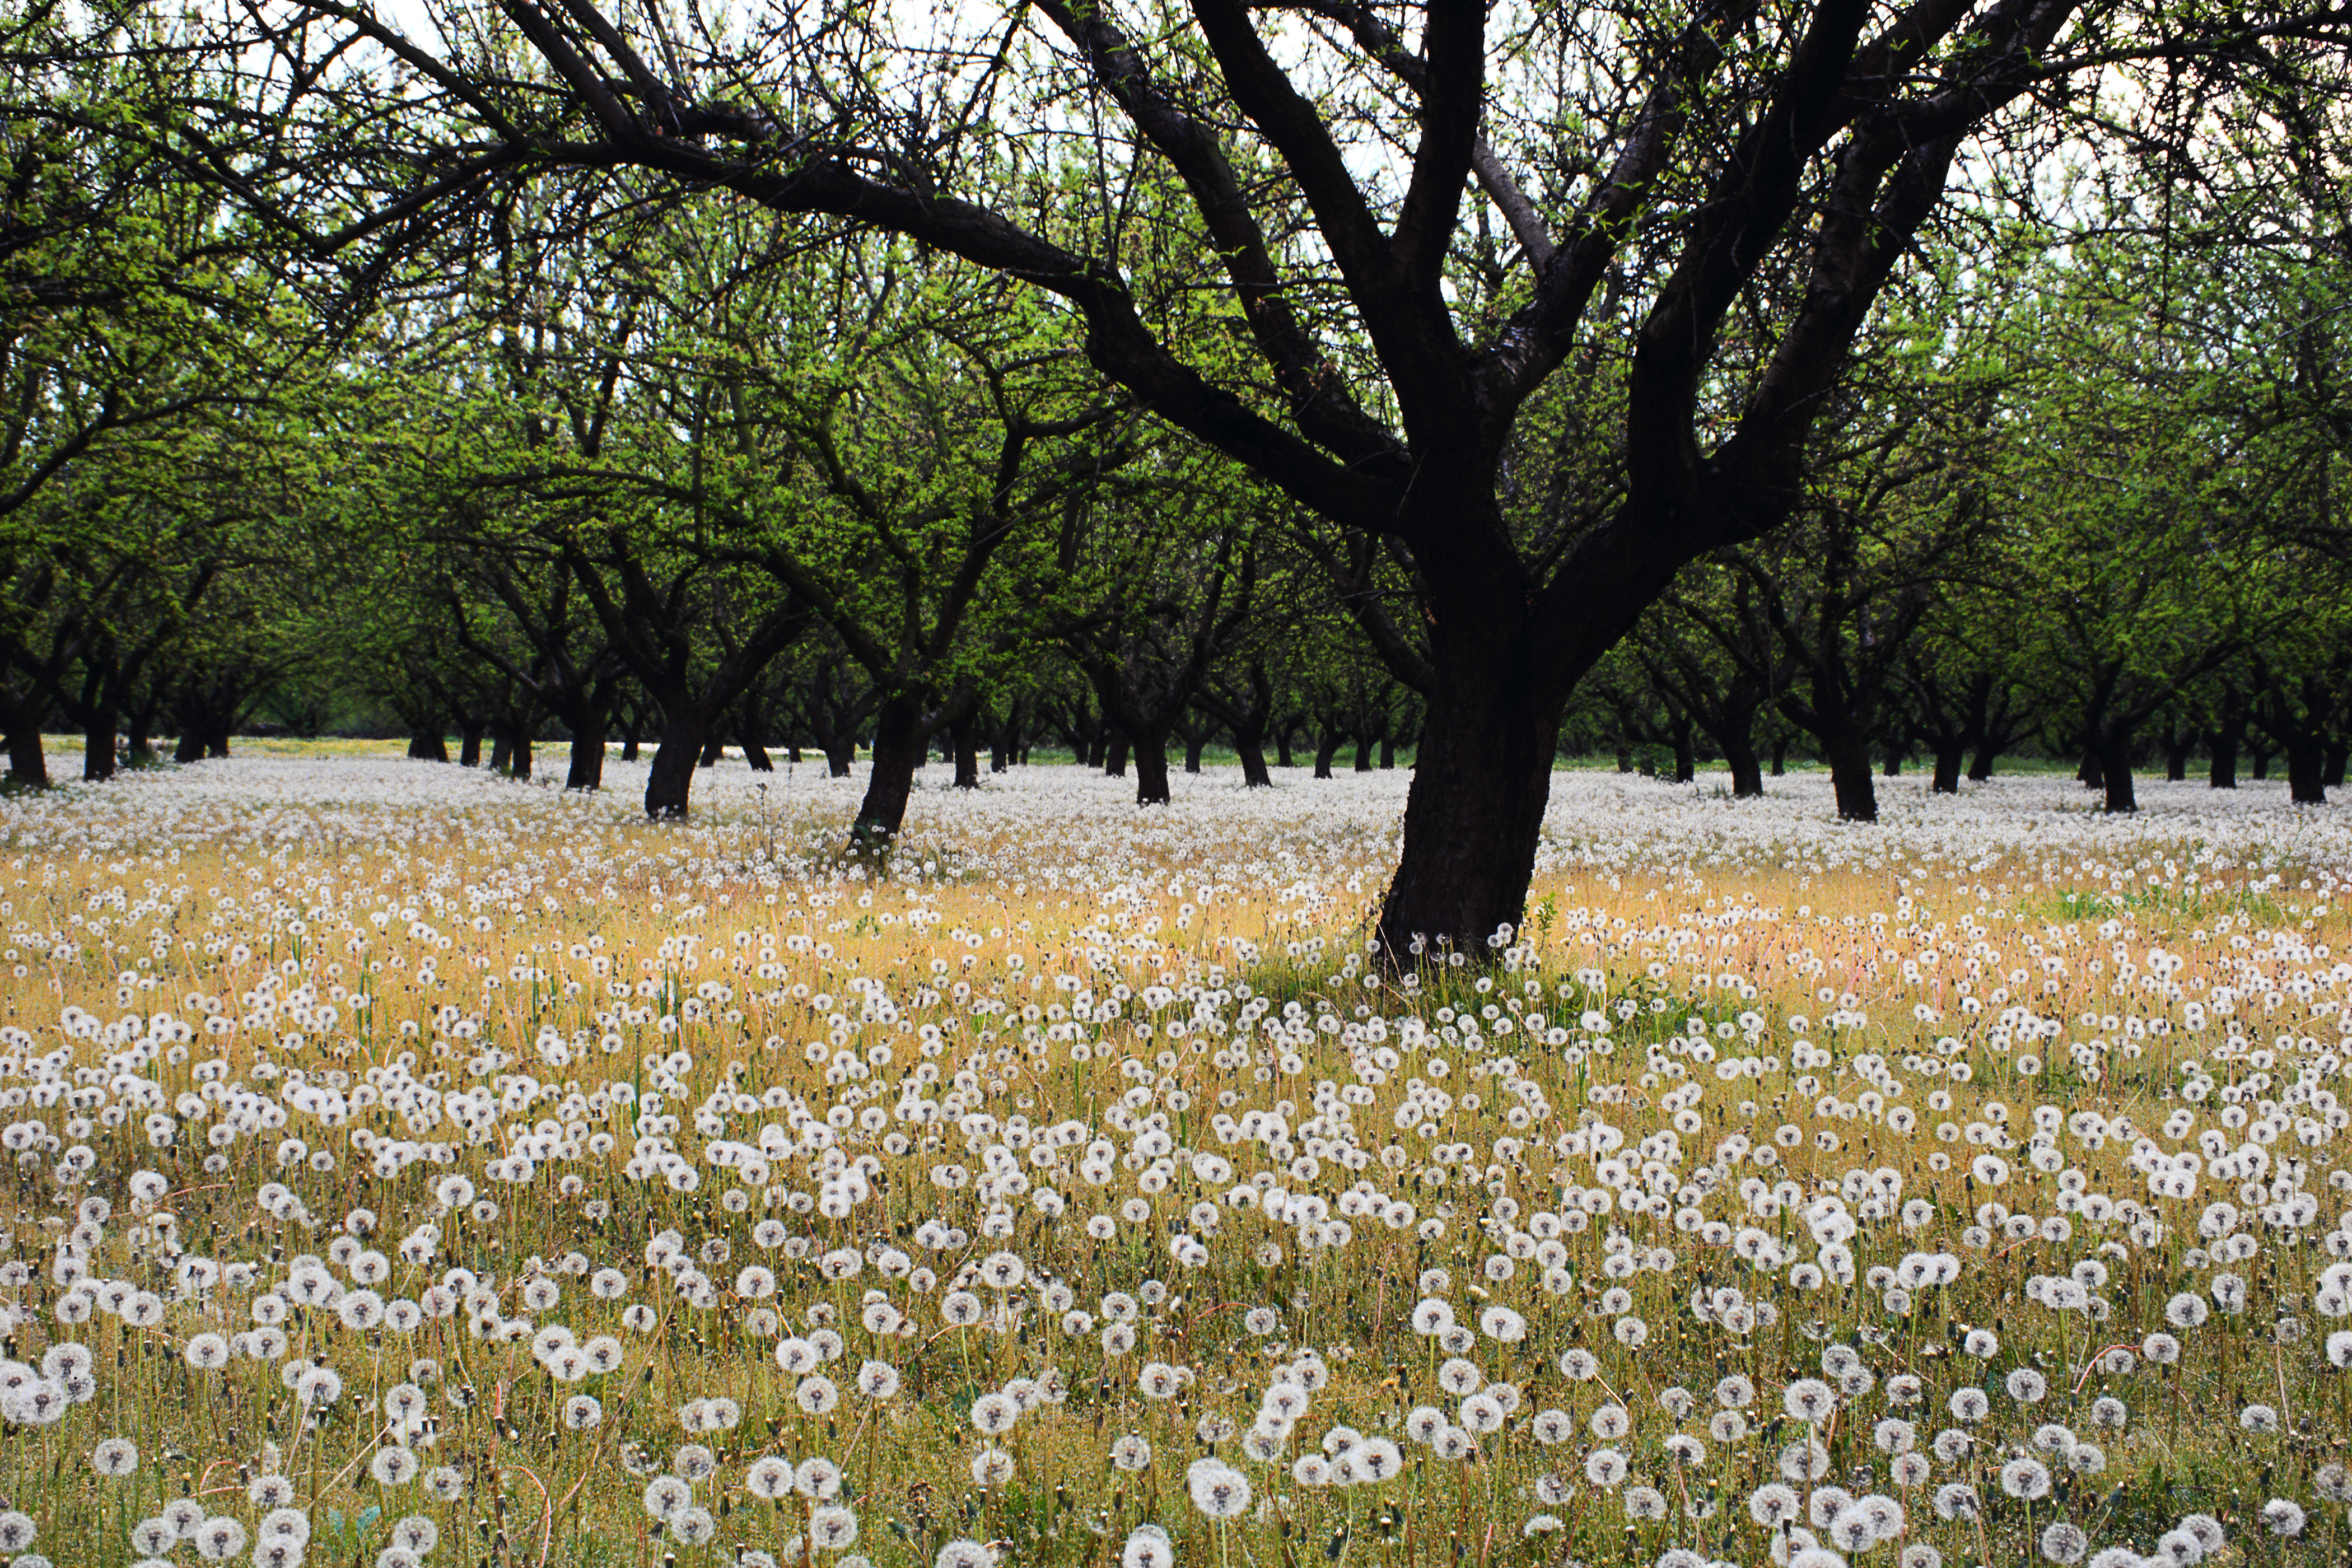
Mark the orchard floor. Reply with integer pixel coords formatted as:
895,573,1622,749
0,753,2346,1568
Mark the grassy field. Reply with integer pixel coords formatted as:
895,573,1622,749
0,753,2346,1568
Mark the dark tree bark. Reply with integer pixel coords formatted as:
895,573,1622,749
1103,731,1129,778
460,722,486,767
561,542,812,819
1196,660,1276,787
2158,713,2192,782
1312,725,1341,779
409,729,450,762
951,709,981,789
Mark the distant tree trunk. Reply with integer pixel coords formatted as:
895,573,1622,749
2159,717,2191,782
1313,726,1341,779
2326,739,2348,790
1966,744,1997,781
1182,726,1207,774
645,710,704,819
2250,739,2272,780
952,711,980,790
1379,732,1396,768
461,723,487,767
205,729,229,758
1103,733,1128,777
1669,720,1695,785
2095,730,2137,814
619,706,642,762
409,729,450,763
990,702,1020,773
823,735,855,777
173,730,203,766
1273,724,1296,768
1616,745,1632,773
489,734,512,773
2076,749,2104,791
1770,738,1788,777
1880,746,1902,777
1352,730,1373,772
2204,688,2246,788
510,730,533,782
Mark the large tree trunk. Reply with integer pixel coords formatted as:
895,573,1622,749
2326,739,2348,790
409,729,450,763
1375,668,1559,960
2076,749,2104,791
645,709,704,818
566,722,606,790
1826,730,1877,822
172,730,203,766
510,730,533,781
1669,722,1695,785
461,723,486,768
204,728,230,758
853,697,926,843
823,735,855,777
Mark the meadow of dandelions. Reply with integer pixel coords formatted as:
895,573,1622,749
0,753,2349,1568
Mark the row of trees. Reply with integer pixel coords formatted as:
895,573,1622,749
5,0,2350,950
